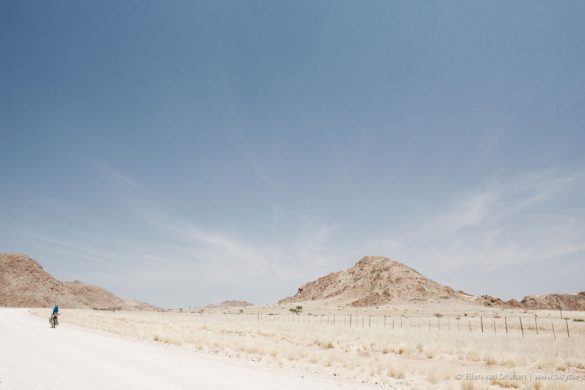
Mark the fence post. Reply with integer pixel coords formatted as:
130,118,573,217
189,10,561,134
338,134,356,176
493,320,496,334
565,319,570,338
519,317,524,338
480,316,484,333
384,315,386,327
469,320,472,333
534,315,539,335
505,317,508,333
552,323,556,341
349,314,352,327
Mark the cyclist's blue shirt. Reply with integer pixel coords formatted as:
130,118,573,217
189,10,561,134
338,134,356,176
52,306,59,314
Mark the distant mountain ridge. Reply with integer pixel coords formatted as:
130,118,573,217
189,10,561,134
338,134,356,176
0,253,157,310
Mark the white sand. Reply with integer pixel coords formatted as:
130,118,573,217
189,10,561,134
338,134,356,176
0,308,386,390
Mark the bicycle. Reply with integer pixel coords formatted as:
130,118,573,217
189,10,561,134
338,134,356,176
49,314,59,328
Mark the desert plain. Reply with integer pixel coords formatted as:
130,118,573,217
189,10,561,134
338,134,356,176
23,301,585,390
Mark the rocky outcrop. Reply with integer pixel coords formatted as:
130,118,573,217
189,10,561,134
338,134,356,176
0,253,157,310
520,292,585,311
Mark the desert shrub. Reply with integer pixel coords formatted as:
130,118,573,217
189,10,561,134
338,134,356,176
289,306,303,315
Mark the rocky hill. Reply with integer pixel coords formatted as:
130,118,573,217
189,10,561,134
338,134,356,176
520,292,585,311
0,253,157,310
279,256,470,307
280,255,585,310
478,292,585,311
206,300,254,308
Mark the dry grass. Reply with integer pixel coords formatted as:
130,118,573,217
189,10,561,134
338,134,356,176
35,306,585,389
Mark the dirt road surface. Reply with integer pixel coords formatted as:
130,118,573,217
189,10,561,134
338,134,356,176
0,308,386,390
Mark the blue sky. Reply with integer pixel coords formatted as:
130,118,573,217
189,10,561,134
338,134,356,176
1,1,584,307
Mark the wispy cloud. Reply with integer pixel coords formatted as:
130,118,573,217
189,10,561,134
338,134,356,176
90,160,147,191
475,127,508,163
13,228,116,266
390,170,585,273
139,207,340,284
87,159,342,286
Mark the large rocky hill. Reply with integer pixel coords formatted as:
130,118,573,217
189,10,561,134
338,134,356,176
279,256,470,307
279,255,585,310
0,253,157,310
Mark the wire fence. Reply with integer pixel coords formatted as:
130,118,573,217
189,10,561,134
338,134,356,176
160,309,584,340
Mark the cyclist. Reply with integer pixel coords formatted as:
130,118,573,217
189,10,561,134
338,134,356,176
50,304,60,327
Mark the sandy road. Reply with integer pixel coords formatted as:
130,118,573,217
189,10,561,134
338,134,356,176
0,308,382,390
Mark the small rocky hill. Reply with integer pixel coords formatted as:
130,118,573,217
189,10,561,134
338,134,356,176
279,256,469,307
206,300,254,308
520,292,585,311
478,292,585,310
0,253,157,310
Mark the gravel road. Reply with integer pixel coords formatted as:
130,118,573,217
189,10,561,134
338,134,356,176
0,308,375,390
